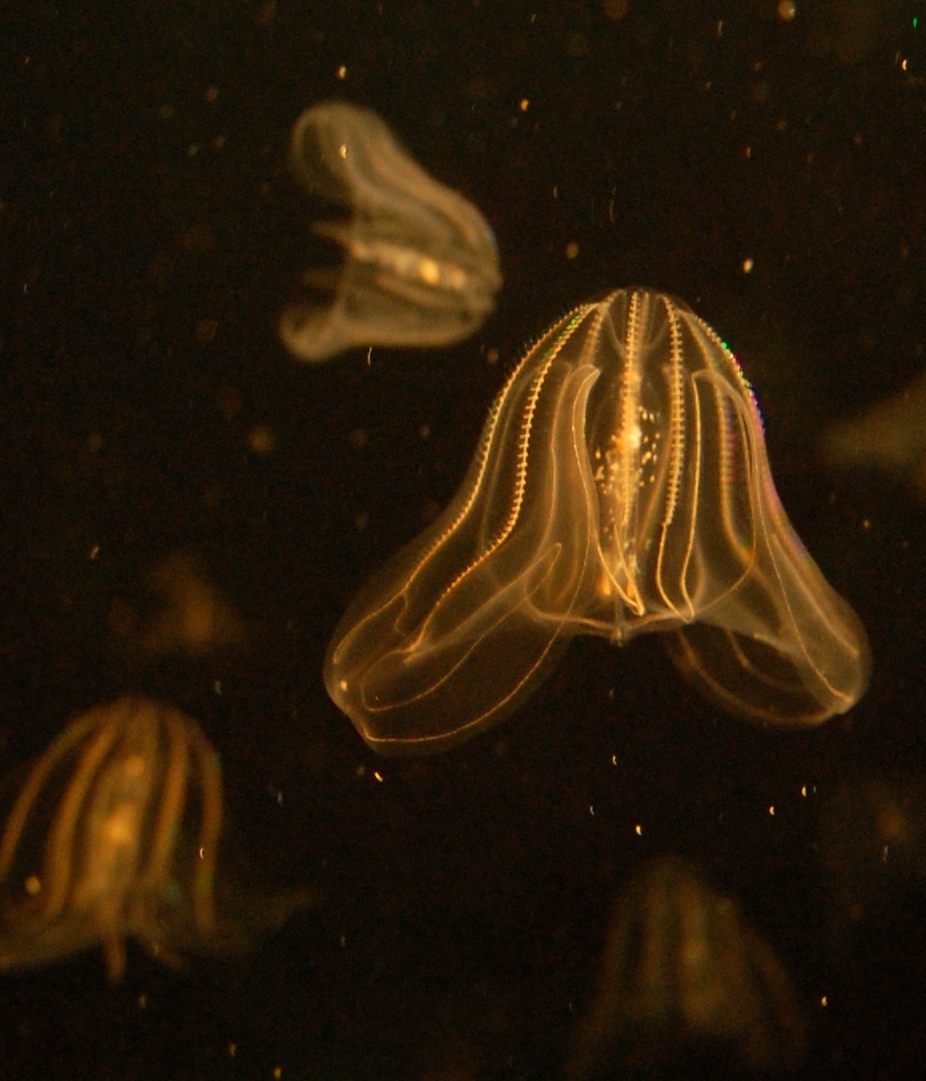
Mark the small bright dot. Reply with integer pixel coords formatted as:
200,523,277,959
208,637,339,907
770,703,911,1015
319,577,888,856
777,1,797,22
769,805,776,816
336,65,347,80
862,519,871,530
565,241,580,260
519,98,530,112
25,875,41,896
419,256,440,285
610,754,618,767
273,1068,283,1080
800,785,808,797
373,771,384,783
742,257,754,273
104,814,134,845
634,824,643,837
820,995,828,1007
339,679,348,692
337,142,348,160
88,543,101,560
589,805,595,816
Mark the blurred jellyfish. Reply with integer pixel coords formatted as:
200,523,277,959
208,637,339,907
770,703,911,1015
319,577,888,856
280,101,501,361
569,856,805,1077
822,369,926,501
0,697,230,980
818,768,926,945
107,550,247,662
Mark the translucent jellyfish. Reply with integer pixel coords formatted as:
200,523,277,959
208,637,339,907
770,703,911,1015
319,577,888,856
569,855,806,1077
279,101,502,362
0,697,227,980
326,287,870,754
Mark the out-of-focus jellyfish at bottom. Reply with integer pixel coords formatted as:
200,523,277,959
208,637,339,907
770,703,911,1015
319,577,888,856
569,856,805,1078
0,696,306,981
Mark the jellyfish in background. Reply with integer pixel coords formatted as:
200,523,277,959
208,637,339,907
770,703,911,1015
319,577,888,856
279,100,502,362
107,550,248,662
822,368,926,501
569,856,806,1077
326,287,870,755
0,697,226,981
818,768,926,946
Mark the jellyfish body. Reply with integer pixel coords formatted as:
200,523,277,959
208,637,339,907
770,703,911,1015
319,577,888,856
280,101,502,361
569,856,806,1076
0,697,224,980
325,287,870,754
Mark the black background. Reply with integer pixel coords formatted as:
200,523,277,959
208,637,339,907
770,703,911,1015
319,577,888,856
2,2,925,1078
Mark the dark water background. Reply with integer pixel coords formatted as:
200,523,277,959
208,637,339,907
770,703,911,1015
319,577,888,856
1,2,924,1078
